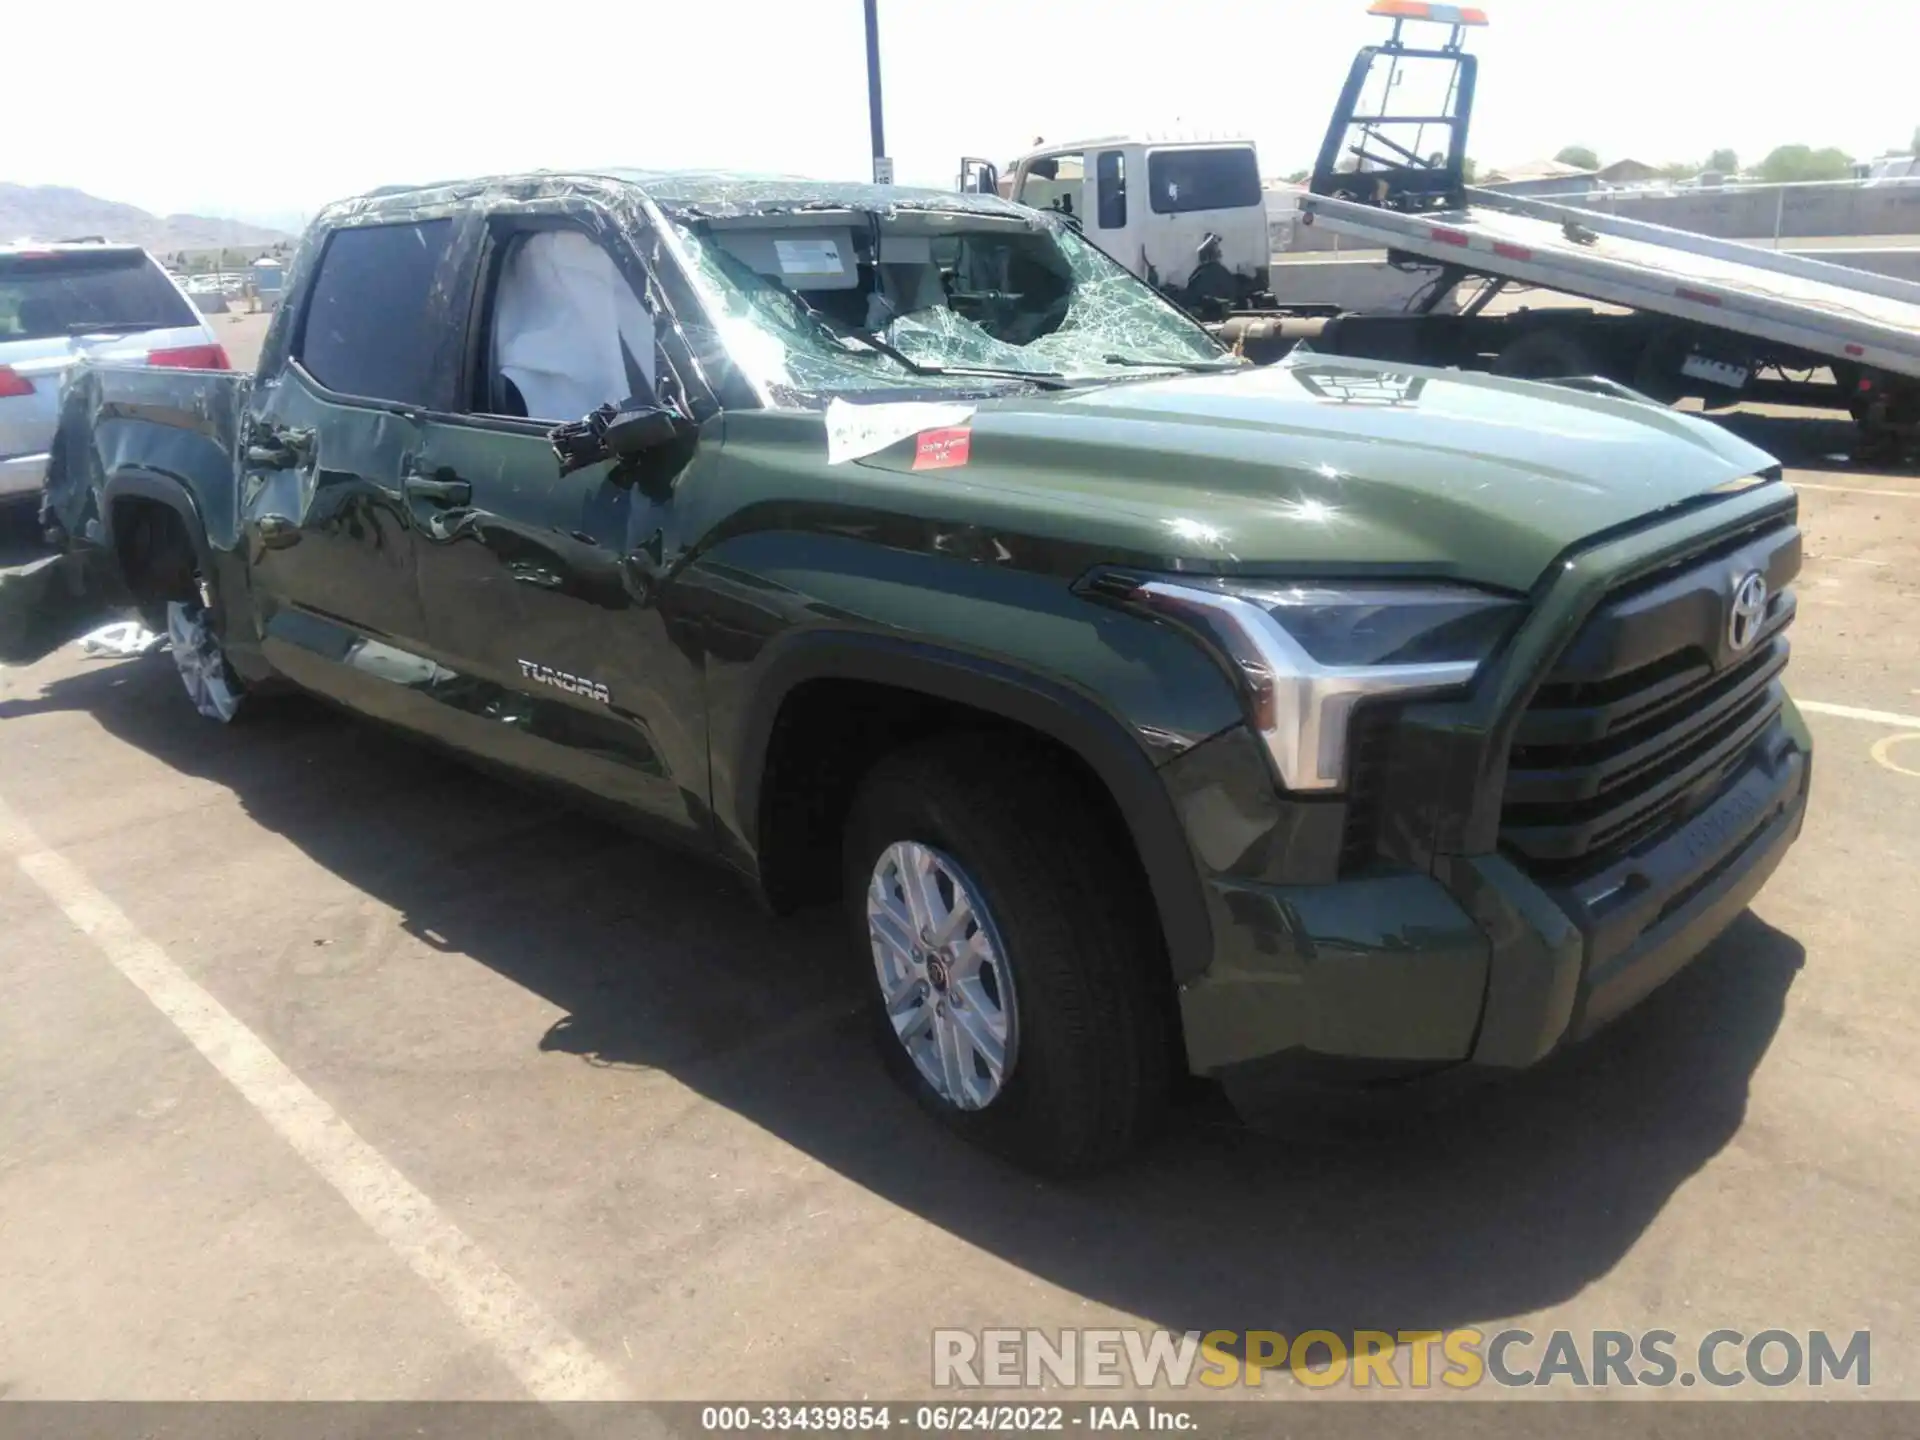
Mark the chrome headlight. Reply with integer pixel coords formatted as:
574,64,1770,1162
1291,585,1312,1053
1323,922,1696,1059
1112,577,1521,791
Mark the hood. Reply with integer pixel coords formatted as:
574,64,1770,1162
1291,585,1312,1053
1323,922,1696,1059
875,356,1778,593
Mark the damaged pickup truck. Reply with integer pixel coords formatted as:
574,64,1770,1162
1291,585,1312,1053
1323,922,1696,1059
17,170,1811,1173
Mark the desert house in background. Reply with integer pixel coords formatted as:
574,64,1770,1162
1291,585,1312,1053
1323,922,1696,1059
1593,158,1668,186
1476,157,1670,196
1476,158,1595,195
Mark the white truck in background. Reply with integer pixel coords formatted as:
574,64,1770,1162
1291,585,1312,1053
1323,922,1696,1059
949,0,1920,457
958,137,1279,318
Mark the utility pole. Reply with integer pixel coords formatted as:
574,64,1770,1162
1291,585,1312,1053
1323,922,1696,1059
864,0,892,184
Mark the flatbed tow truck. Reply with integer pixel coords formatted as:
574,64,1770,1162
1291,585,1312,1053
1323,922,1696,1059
1218,1,1920,458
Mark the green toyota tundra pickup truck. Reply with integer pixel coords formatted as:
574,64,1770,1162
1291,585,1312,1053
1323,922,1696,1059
25,172,1810,1173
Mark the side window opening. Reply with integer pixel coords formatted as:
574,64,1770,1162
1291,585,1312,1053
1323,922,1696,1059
1095,151,1127,230
1019,152,1085,220
1146,147,1262,215
478,229,657,423
295,220,453,406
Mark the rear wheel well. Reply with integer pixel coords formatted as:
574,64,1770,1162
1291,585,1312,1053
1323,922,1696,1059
110,496,201,607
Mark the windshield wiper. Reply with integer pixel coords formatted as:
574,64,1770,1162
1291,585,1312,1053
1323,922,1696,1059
833,326,938,373
837,328,1076,390
1100,353,1245,373
65,321,153,336
912,361,1076,390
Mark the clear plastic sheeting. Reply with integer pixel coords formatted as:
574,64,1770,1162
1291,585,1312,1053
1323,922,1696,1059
494,230,656,421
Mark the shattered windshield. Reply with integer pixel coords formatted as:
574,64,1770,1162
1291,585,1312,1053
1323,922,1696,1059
666,207,1240,402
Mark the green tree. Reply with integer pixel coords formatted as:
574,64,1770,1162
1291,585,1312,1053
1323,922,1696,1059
1283,168,1310,184
1462,156,1479,183
1555,145,1600,171
1706,147,1739,174
1656,161,1695,181
1754,144,1855,183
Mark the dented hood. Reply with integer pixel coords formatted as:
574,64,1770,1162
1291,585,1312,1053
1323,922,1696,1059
896,356,1779,593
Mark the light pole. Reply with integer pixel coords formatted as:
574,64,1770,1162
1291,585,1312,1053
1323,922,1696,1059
864,0,892,184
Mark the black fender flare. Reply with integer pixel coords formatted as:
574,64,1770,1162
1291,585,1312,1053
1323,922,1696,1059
730,629,1214,985
97,469,221,619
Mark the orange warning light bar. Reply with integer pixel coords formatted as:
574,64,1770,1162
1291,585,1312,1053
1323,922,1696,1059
1369,1,1490,24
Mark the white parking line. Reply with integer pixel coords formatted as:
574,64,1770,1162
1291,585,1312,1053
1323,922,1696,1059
0,793,627,1403
1796,699,1920,729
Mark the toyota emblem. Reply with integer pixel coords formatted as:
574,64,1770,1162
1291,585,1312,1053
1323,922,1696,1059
1728,571,1769,653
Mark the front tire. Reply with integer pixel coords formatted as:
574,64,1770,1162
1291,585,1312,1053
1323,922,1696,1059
842,736,1171,1175
165,599,246,723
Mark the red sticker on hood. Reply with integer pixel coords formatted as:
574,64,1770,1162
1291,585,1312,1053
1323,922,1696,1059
913,427,972,470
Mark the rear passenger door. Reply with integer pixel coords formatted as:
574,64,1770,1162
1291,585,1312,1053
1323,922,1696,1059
403,210,710,833
244,219,457,716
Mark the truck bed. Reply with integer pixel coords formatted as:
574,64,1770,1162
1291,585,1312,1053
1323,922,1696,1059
1295,189,1920,380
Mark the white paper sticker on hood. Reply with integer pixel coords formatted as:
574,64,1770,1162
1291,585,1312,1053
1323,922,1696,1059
825,397,978,465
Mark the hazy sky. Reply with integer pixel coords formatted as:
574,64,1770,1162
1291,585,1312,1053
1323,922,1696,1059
11,0,1916,227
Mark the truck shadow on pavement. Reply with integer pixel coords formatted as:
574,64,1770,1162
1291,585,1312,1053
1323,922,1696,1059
3,656,1806,1343
1712,408,1899,476
0,505,48,569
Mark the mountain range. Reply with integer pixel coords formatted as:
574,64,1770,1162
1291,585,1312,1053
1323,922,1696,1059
1,183,294,254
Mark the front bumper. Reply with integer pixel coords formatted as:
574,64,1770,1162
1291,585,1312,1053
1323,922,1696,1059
1174,701,1812,1124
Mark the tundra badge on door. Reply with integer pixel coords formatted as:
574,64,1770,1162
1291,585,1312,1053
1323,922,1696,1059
516,659,612,704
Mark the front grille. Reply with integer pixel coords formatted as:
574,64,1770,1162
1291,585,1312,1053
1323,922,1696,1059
1339,703,1394,873
1499,518,1799,882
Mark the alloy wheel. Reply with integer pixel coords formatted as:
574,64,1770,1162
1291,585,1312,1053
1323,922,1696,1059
865,840,1018,1110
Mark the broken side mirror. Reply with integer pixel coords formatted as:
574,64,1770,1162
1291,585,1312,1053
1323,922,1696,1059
549,401,696,479
604,405,690,459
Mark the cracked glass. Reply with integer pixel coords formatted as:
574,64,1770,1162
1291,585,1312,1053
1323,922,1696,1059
658,185,1243,405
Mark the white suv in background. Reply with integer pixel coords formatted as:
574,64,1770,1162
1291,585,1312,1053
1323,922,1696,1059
1,243,228,510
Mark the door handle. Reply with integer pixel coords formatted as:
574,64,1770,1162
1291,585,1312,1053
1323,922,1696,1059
255,514,301,550
403,467,471,507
